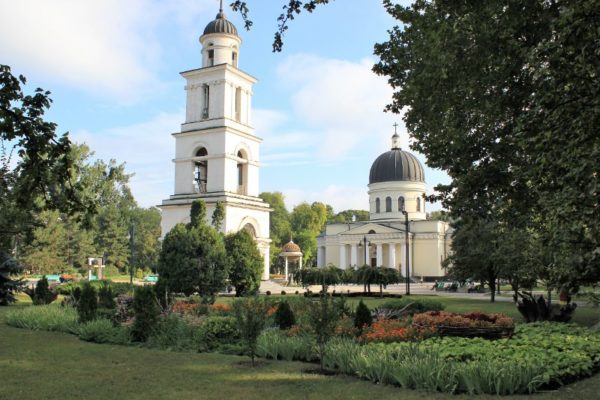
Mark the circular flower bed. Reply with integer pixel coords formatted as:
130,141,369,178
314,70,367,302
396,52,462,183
412,311,514,339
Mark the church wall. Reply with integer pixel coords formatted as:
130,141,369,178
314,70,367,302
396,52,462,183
412,235,445,278
368,181,427,221
223,204,270,239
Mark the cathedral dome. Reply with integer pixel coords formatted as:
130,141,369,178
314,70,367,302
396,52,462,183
203,10,238,36
369,133,425,184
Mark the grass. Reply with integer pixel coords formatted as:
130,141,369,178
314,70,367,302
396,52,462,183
1,307,600,400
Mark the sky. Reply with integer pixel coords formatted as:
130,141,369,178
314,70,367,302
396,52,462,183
0,0,450,213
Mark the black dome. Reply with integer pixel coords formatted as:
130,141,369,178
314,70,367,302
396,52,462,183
369,149,425,184
203,11,238,36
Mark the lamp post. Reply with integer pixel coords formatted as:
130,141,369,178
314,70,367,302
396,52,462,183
128,225,135,285
402,210,410,295
358,235,370,266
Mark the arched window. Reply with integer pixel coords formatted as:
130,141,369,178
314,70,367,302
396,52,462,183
385,196,392,212
398,196,405,211
416,197,421,212
237,150,247,195
243,223,256,238
375,198,380,213
232,51,238,67
207,49,214,66
194,148,208,193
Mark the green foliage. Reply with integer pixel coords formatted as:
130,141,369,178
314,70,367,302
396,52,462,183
78,319,130,345
159,200,228,303
131,285,160,342
196,316,239,351
233,297,270,365
306,295,341,371
0,252,24,305
211,201,225,231
256,329,317,362
296,266,341,292
373,0,600,291
274,301,295,330
56,280,131,297
5,305,79,333
190,199,207,228
31,276,57,305
259,192,291,267
77,282,98,323
354,300,372,330
146,314,196,351
225,229,263,296
98,282,115,309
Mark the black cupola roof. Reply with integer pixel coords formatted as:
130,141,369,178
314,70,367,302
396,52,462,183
369,131,425,184
203,3,238,36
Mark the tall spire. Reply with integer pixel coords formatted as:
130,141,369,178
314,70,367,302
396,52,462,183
391,122,401,150
219,0,223,13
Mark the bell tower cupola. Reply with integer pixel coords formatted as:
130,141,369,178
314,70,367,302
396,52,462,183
200,0,241,68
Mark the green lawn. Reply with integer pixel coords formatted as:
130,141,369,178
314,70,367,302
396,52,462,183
2,299,600,400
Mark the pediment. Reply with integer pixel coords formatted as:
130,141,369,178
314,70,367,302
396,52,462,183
341,222,402,236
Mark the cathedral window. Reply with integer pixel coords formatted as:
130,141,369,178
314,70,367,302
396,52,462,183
232,51,238,67
385,196,392,212
237,150,247,195
398,196,405,211
202,84,210,119
375,198,380,213
194,147,208,193
208,49,214,66
416,197,421,212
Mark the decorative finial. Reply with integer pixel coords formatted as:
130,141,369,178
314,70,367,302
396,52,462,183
391,123,401,150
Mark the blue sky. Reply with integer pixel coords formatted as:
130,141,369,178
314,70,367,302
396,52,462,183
0,0,449,213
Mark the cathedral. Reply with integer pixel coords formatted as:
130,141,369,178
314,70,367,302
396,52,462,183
160,5,271,279
316,130,452,280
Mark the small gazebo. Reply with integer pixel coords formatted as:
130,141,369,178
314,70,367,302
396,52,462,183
279,240,303,282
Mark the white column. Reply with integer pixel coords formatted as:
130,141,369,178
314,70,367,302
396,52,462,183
299,256,303,270
376,243,383,266
284,257,289,281
317,246,323,268
261,246,270,280
400,242,407,277
350,244,358,267
409,236,413,278
388,243,396,270
339,244,346,269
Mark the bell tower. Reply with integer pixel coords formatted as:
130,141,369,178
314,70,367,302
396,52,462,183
161,4,272,279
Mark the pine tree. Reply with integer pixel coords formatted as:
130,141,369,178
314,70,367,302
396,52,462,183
354,300,372,331
274,300,295,330
211,201,225,231
132,285,160,342
77,283,98,323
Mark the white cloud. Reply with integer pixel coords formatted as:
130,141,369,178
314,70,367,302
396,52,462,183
0,0,213,102
71,111,182,207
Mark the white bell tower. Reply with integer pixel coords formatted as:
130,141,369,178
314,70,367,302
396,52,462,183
161,3,272,279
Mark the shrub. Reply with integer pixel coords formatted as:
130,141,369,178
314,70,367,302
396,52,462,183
281,290,286,295
195,315,239,350
147,314,195,351
266,290,271,296
98,282,116,309
29,276,58,305
233,297,270,365
77,283,98,323
5,305,79,333
274,301,295,330
354,300,372,331
78,319,130,344
256,329,317,362
131,286,160,342
305,295,341,371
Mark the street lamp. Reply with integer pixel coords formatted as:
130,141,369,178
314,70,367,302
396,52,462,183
402,210,410,295
128,225,135,285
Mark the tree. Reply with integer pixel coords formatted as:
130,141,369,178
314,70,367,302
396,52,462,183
0,65,81,253
329,209,370,224
26,276,57,305
0,251,24,305
447,218,501,302
274,300,295,330
306,295,341,372
373,1,600,291
259,192,291,266
132,285,160,342
233,297,270,366
211,201,225,231
20,210,68,274
224,229,263,296
77,283,98,323
158,200,228,304
354,300,372,332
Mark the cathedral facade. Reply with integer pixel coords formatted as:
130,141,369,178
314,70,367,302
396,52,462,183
160,6,271,279
316,131,451,280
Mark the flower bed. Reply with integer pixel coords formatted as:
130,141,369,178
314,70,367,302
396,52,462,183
412,311,514,339
360,319,436,343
